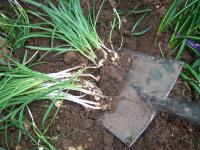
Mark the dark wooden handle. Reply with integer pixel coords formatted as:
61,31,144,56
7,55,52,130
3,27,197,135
142,95,200,124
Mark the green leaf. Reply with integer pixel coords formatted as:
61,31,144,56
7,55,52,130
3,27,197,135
158,0,179,33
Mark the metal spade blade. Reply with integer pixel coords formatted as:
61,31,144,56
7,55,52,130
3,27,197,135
98,52,183,146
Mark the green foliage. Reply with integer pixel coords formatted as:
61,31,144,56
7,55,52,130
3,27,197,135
17,0,108,64
0,55,105,148
0,0,29,49
131,14,151,36
158,0,200,94
129,4,152,36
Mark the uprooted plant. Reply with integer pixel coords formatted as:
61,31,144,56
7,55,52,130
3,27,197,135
16,0,114,64
0,55,108,149
109,0,122,29
0,0,29,49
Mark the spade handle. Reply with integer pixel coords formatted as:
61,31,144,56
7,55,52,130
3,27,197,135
143,96,200,124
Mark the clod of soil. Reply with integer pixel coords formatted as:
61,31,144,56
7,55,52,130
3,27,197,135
99,10,113,21
64,51,79,64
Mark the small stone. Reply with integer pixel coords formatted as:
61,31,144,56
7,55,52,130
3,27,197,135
88,137,93,142
55,100,63,108
103,132,114,145
64,51,78,64
156,4,160,9
189,128,193,132
122,18,127,23
56,124,61,131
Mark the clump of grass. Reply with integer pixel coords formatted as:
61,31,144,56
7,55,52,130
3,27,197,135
130,4,151,36
0,55,107,149
108,4,151,53
158,0,200,95
117,4,151,36
17,0,112,64
0,0,29,49
158,0,200,59
180,62,200,94
131,13,151,36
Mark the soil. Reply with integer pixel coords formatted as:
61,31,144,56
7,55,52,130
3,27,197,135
0,0,200,150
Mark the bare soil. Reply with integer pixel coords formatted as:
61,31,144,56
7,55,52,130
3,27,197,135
0,0,200,150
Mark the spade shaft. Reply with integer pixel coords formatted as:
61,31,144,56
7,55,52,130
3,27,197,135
140,95,200,125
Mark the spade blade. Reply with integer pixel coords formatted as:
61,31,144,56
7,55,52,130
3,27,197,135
98,52,183,146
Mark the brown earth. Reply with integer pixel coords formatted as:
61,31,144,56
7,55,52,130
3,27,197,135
0,0,200,150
